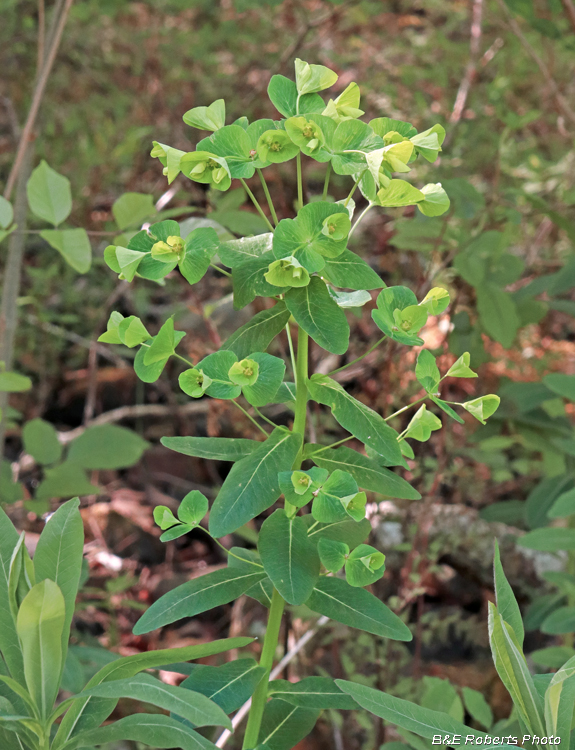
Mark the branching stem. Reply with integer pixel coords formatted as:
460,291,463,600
240,178,275,232
257,169,278,226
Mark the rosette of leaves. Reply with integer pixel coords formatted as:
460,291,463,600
0,499,251,750
95,58,503,750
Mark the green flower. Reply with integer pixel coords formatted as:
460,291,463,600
284,116,325,156
180,151,231,191
151,235,185,264
321,213,351,241
256,130,299,164
179,368,212,398
381,141,414,173
264,257,310,288
322,82,364,124
291,471,313,495
228,358,259,386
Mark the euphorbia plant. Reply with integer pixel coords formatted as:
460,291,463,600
99,59,500,749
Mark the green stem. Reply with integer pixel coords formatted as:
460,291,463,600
327,335,386,376
292,326,308,457
296,153,304,210
322,163,331,200
232,400,270,437
252,404,278,429
285,323,297,379
210,262,232,278
309,434,354,456
242,587,286,749
240,178,275,232
344,170,365,208
348,202,373,239
257,169,279,226
384,395,427,422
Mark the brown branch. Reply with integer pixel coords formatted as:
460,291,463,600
449,0,484,128
561,0,575,34
4,0,74,199
495,0,575,127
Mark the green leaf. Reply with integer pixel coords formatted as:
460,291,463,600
415,351,439,393
318,538,348,573
39,228,92,273
218,232,273,268
232,251,287,309
345,543,385,587
267,74,324,118
462,395,500,425
530,646,575,669
133,568,266,634
0,461,24,504
541,606,575,635
330,120,383,176
308,375,403,466
543,654,575,746
178,491,209,526
417,183,450,217
35,462,99,501
268,676,358,709
488,603,545,735
183,99,226,131
258,510,320,605
74,672,231,729
420,677,464,722
410,124,445,162
182,658,266,715
17,580,65,717
285,278,349,354
376,179,424,208
22,418,62,465
179,227,220,285
221,302,291,359
196,350,241,399
242,352,286,407
33,499,83,664
493,540,524,646
372,286,427,346
209,428,302,538
198,125,259,179
53,639,252,747
265,256,311,288
461,687,493,730
476,285,520,348
0,507,24,681
67,425,148,470
0,372,32,392
143,318,176,365
446,352,477,379
321,249,384,291
549,487,575,518
257,698,320,750
544,374,575,401
0,197,13,229
305,516,372,550
295,58,338,95
420,287,450,316
273,202,351,273
26,160,72,226
67,713,219,750
404,405,442,442
312,470,363,523
336,680,485,740
154,506,179,531
306,576,412,640
227,548,273,608
519,527,575,551
256,130,299,165
161,436,260,462
112,192,155,230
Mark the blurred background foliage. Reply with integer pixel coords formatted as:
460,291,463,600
1,0,575,748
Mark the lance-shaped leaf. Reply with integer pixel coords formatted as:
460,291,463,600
518,528,575,551
321,249,384,291
209,428,302,538
273,202,350,273
73,672,230,729
268,677,359,709
33,499,83,665
488,602,545,735
0,507,24,681
66,713,219,750
461,687,493,730
161,436,261,462
306,577,412,641
493,540,524,646
17,580,65,718
181,659,266,715
305,516,372,550
53,638,252,747
285,278,350,355
336,681,488,741
258,510,320,605
133,568,266,634
220,302,291,359
307,376,403,466
543,655,575,745
257,698,320,750
227,548,273,608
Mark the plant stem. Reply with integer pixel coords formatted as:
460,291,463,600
292,326,309,460
348,202,373,239
240,178,275,232
252,404,278,429
242,587,285,749
210,262,232,278
257,169,278,226
327,335,386,376
322,163,331,200
285,323,297,379
232,400,270,437
296,154,303,210
309,435,354,456
384,395,427,422
343,170,365,208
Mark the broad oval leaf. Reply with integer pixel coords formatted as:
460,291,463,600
26,160,72,226
22,418,62,466
285,278,350,355
220,302,291,359
67,425,149,470
39,228,92,273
